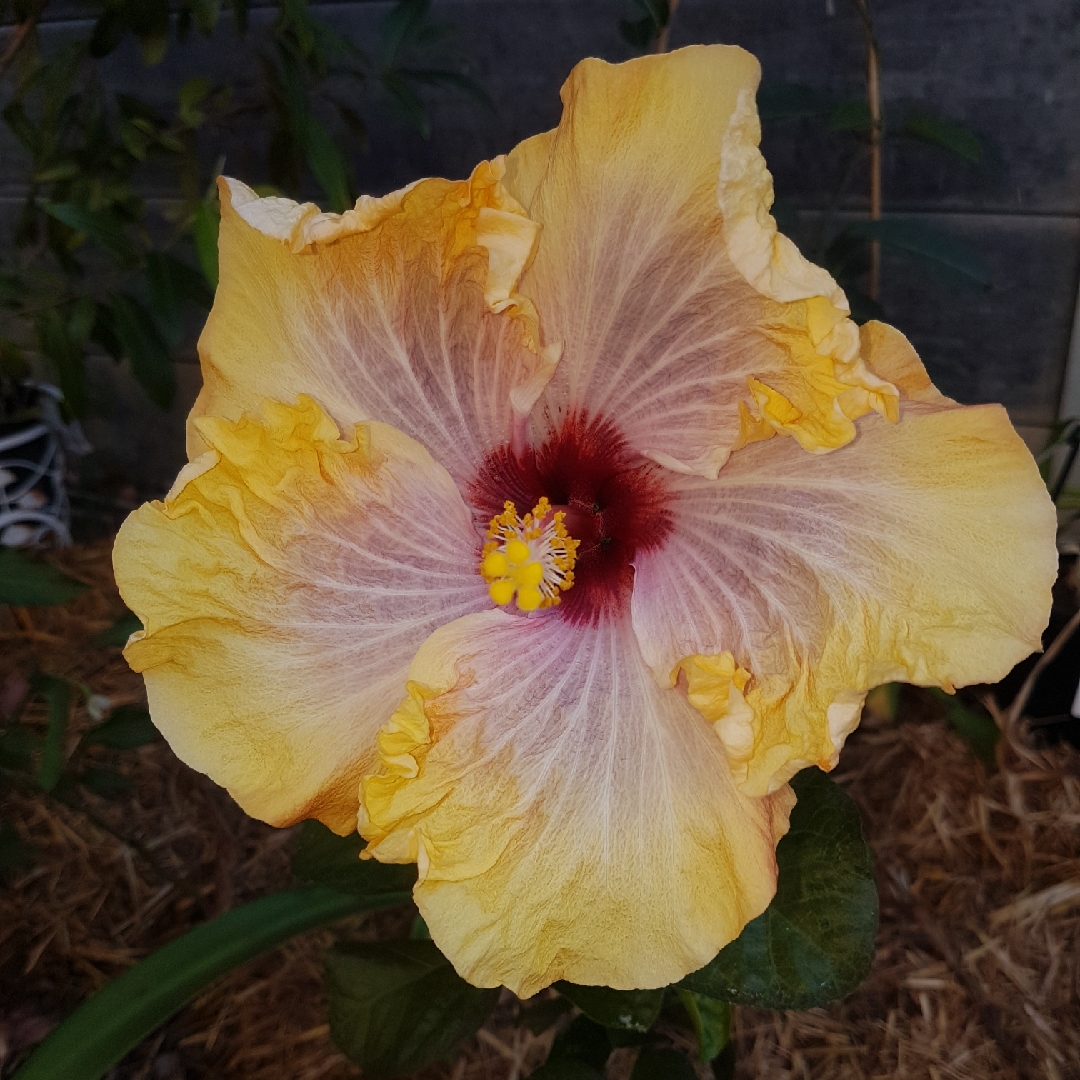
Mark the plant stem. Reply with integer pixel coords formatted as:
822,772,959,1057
851,0,883,300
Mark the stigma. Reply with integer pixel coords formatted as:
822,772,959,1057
480,498,579,612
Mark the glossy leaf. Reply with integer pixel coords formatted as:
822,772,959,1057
679,768,877,1010
901,115,983,163
86,705,159,750
840,218,990,290
32,673,71,792
292,820,417,897
631,1047,697,1080
676,990,730,1062
325,939,499,1078
93,611,143,648
13,887,399,1080
0,548,88,607
555,983,663,1033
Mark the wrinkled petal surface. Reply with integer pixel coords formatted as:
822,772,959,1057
504,45,894,478
360,609,794,996
114,397,488,832
632,326,1056,795
190,162,556,486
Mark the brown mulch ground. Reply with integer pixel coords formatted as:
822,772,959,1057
1,542,1078,1080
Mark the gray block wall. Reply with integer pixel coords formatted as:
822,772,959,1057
2,0,1078,492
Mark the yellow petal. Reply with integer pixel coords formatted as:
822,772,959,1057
113,396,488,833
631,399,1056,795
503,45,894,477
360,610,794,996
190,162,556,485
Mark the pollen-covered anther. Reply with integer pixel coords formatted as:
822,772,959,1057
480,498,579,612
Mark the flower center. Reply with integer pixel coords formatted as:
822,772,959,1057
470,413,674,624
479,497,579,612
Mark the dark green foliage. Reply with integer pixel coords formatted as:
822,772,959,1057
554,983,664,1033
927,688,1001,767
86,704,159,750
292,819,418,897
14,887,397,1080
619,0,669,51
31,673,71,792
0,547,88,606
92,610,142,647
547,1014,612,1071
630,1047,697,1080
324,939,499,1077
680,768,878,1010
675,990,730,1062
1,0,487,419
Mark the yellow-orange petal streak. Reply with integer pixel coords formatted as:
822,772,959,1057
113,396,489,833
189,161,557,485
359,610,794,997
502,46,894,478
631,391,1056,796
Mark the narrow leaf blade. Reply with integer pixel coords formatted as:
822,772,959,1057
13,887,406,1080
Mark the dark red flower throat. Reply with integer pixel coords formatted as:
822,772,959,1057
470,414,673,623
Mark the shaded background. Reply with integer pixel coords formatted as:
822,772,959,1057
3,0,1078,493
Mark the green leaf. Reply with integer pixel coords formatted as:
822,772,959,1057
548,1015,610,1071
87,705,159,750
619,15,657,51
927,688,1000,767
383,0,432,63
757,83,837,122
36,308,86,416
192,198,220,290
680,768,877,1010
109,293,176,409
630,1048,697,1080
145,252,211,350
93,611,143,648
79,766,133,797
0,549,88,607
44,204,138,265
900,115,983,163
32,673,71,792
631,0,670,27
177,76,212,128
521,994,573,1035
230,0,249,34
841,218,990,290
675,990,730,1062
292,820,417,897
381,68,430,138
325,939,499,1078
554,983,663,1033
13,886,398,1080
829,99,874,131
530,1061,603,1080
3,100,38,154
303,115,351,213
0,726,37,772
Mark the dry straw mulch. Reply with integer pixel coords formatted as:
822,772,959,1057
1,543,1078,1080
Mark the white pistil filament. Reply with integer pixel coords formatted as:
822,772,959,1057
480,497,579,612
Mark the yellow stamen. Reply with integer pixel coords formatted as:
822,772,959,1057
479,498,579,612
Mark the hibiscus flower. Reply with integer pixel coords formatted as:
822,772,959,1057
113,45,1055,997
